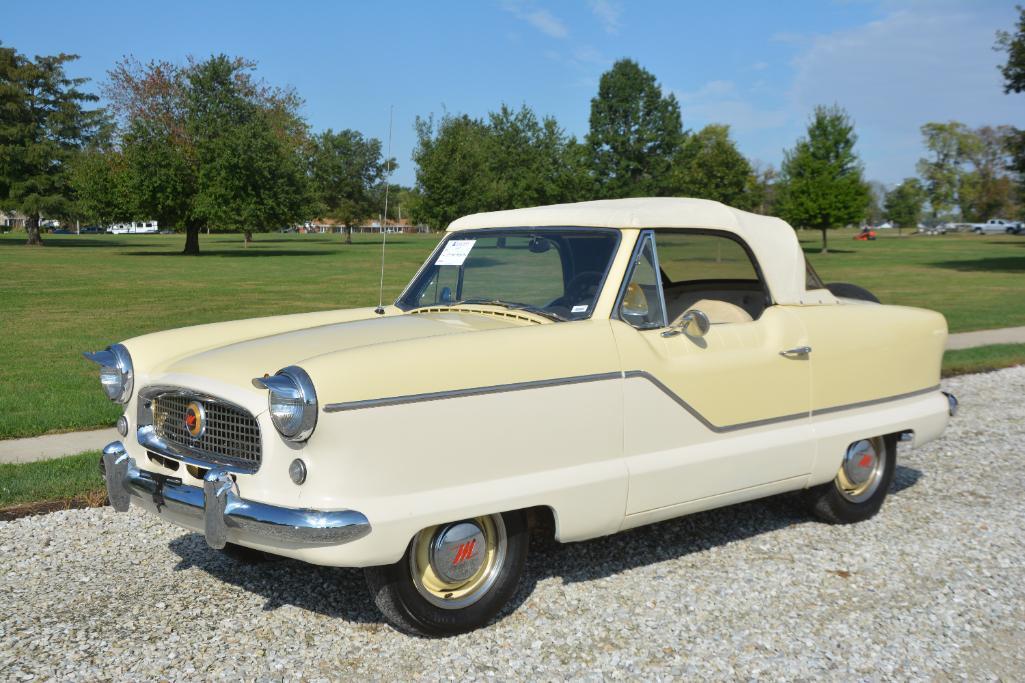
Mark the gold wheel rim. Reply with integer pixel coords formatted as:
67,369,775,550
409,514,507,610
835,437,886,503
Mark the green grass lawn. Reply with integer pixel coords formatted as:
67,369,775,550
0,231,439,439
1,228,1023,439
941,343,1025,377
803,229,1025,332
0,450,103,509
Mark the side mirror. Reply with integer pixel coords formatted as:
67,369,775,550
663,309,710,338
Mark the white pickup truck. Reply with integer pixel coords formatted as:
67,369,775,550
971,218,1022,234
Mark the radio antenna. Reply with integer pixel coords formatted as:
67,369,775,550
374,105,394,315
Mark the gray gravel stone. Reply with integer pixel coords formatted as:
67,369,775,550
2,367,1024,680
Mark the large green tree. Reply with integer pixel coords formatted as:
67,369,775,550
996,7,1025,213
413,105,581,228
672,124,752,209
958,125,1017,221
996,5,1025,94
776,105,870,253
0,44,103,245
916,123,1017,221
98,55,311,254
745,162,778,216
309,129,387,243
884,178,926,235
916,121,973,220
586,59,683,198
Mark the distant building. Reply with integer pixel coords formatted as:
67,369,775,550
1,211,28,230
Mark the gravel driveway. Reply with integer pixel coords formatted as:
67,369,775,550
2,367,1024,680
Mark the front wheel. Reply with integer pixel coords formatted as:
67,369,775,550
364,510,528,636
807,435,896,524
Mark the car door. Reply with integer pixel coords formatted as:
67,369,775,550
612,230,815,517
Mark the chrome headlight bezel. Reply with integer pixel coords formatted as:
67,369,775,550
83,343,134,404
253,365,318,442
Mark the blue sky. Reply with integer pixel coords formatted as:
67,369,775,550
3,0,1021,189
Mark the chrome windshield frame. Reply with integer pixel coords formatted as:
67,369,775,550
393,227,622,321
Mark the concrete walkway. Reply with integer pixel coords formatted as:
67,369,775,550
2,326,1024,465
0,428,117,465
946,325,1025,351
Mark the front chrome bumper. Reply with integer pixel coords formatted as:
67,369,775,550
942,391,959,417
101,441,371,550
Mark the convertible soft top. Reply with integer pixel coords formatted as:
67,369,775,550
447,197,830,306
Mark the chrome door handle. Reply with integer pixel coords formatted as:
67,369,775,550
779,346,812,357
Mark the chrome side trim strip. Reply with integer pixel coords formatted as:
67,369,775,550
323,372,623,413
324,370,943,432
812,384,942,416
622,370,808,433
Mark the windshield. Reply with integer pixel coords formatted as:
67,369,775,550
397,228,620,321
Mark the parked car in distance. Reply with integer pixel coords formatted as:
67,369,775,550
971,218,1022,234
86,198,957,636
79,226,103,234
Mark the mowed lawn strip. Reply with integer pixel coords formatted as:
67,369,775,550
0,450,103,510
941,343,1025,377
1,228,1023,439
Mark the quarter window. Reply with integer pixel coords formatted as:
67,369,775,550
618,233,666,329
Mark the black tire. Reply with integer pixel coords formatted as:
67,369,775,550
364,510,528,637
807,435,897,524
825,282,881,303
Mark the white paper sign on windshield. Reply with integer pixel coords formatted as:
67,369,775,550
436,239,476,266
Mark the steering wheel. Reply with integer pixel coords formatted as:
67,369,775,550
547,271,602,310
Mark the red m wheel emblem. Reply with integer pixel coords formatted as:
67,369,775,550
452,539,477,565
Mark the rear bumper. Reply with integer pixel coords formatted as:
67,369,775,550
101,441,371,550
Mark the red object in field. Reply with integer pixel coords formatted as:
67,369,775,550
854,228,877,241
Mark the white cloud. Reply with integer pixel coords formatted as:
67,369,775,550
502,2,568,39
787,5,1024,183
674,80,789,134
588,0,622,34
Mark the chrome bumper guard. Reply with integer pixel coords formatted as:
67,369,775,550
101,441,370,550
942,391,958,417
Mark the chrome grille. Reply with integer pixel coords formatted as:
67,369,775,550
151,393,261,470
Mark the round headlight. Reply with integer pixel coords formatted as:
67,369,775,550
85,343,134,404
258,366,317,441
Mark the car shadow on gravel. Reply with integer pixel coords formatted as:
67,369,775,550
165,464,923,628
168,534,381,624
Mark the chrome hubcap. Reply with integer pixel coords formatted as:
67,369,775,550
410,514,507,609
430,521,486,583
836,437,886,503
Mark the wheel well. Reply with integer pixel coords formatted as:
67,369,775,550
523,505,558,544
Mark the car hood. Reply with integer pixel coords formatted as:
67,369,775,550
151,310,536,392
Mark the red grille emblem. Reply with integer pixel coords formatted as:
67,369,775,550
452,539,477,565
184,401,205,439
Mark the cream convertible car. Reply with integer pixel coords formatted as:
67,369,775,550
88,198,956,636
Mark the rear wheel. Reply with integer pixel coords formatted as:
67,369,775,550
365,510,528,636
807,435,896,524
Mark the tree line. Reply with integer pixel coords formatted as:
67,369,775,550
2,7,1024,254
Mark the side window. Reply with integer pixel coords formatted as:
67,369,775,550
654,231,768,323
656,233,758,281
618,233,666,329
